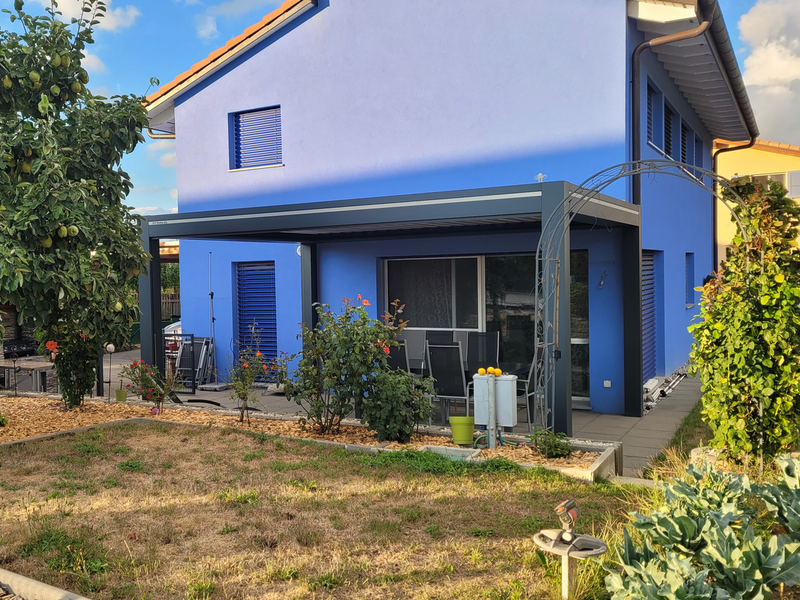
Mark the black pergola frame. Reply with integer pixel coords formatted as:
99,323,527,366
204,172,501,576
138,181,641,434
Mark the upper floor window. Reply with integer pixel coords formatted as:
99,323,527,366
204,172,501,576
646,83,663,149
664,106,675,158
680,124,693,164
231,106,282,170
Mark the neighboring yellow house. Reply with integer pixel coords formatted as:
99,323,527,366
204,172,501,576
715,139,800,267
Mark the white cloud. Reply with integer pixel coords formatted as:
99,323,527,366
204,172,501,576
195,0,278,39
739,0,800,145
196,14,219,39
81,52,107,74
170,189,178,200
90,85,113,98
33,0,140,31
131,206,160,215
170,207,179,213
146,139,177,154
159,152,177,168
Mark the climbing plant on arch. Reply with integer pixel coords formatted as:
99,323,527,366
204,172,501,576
530,159,754,434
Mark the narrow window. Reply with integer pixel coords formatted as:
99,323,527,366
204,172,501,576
647,86,655,144
231,106,282,169
694,137,703,169
664,106,674,158
681,125,689,163
685,253,695,308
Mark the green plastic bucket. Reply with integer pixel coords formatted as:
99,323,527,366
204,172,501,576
115,389,127,403
449,416,475,445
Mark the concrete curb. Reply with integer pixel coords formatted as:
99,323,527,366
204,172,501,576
0,566,92,600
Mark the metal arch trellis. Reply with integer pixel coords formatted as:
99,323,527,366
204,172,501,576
530,159,763,431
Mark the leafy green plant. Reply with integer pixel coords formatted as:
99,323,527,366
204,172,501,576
528,428,573,458
690,178,800,462
226,327,269,424
755,454,800,540
120,361,181,413
276,297,404,433
117,459,146,472
186,576,214,600
218,488,260,505
0,1,150,408
360,368,434,443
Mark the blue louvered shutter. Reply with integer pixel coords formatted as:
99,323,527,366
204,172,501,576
236,262,277,361
646,86,654,144
642,251,657,382
233,107,282,169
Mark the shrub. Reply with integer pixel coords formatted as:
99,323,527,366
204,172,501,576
119,360,180,412
690,178,800,462
360,369,434,443
276,297,404,433
225,331,268,423
528,428,572,458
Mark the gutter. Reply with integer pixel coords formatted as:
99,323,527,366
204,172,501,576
146,126,175,140
631,20,711,206
712,137,756,267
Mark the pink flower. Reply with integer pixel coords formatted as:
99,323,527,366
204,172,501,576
151,407,159,415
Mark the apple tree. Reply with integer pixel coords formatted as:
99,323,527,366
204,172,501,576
0,0,150,407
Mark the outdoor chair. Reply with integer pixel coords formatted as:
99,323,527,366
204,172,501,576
422,330,457,376
466,331,500,375
514,344,547,432
387,340,411,372
426,342,470,423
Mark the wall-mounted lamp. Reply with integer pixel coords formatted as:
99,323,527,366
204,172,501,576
598,271,607,289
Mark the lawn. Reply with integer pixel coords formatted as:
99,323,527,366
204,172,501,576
0,421,649,599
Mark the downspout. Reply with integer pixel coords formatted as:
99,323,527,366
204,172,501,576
712,137,756,267
631,20,711,205
146,127,175,140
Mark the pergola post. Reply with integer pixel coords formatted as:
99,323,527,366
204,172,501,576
299,243,319,330
622,224,644,417
542,183,573,436
139,223,164,372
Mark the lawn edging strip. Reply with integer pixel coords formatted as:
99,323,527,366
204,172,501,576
0,566,92,600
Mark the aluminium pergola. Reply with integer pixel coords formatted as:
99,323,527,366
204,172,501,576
137,181,642,435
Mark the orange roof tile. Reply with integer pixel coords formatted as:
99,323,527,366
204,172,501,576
146,0,311,107
715,138,800,158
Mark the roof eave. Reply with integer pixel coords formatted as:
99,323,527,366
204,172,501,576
145,0,317,133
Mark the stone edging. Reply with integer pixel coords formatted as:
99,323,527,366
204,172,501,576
0,566,92,600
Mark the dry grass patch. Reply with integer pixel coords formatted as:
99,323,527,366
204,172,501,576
0,422,646,599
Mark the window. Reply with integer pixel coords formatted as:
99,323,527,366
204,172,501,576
231,106,282,170
752,173,787,190
386,257,479,329
664,106,674,158
680,125,689,163
685,253,695,308
235,262,277,360
646,83,663,149
789,171,800,199
694,137,703,170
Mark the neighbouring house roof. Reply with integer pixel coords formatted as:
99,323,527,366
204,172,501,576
145,0,317,134
715,139,800,158
630,0,758,142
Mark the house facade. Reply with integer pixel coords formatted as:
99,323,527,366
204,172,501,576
715,139,800,266
140,0,757,433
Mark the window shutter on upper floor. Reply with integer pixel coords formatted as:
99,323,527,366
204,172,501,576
233,106,282,169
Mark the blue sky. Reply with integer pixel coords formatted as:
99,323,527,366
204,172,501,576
1,0,795,215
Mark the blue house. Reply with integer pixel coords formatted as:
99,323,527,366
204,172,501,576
139,0,757,434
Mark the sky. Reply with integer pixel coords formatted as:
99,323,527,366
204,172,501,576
1,0,798,216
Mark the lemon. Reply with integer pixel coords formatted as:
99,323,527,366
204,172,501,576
477,368,486,376
495,369,503,376
487,367,496,375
